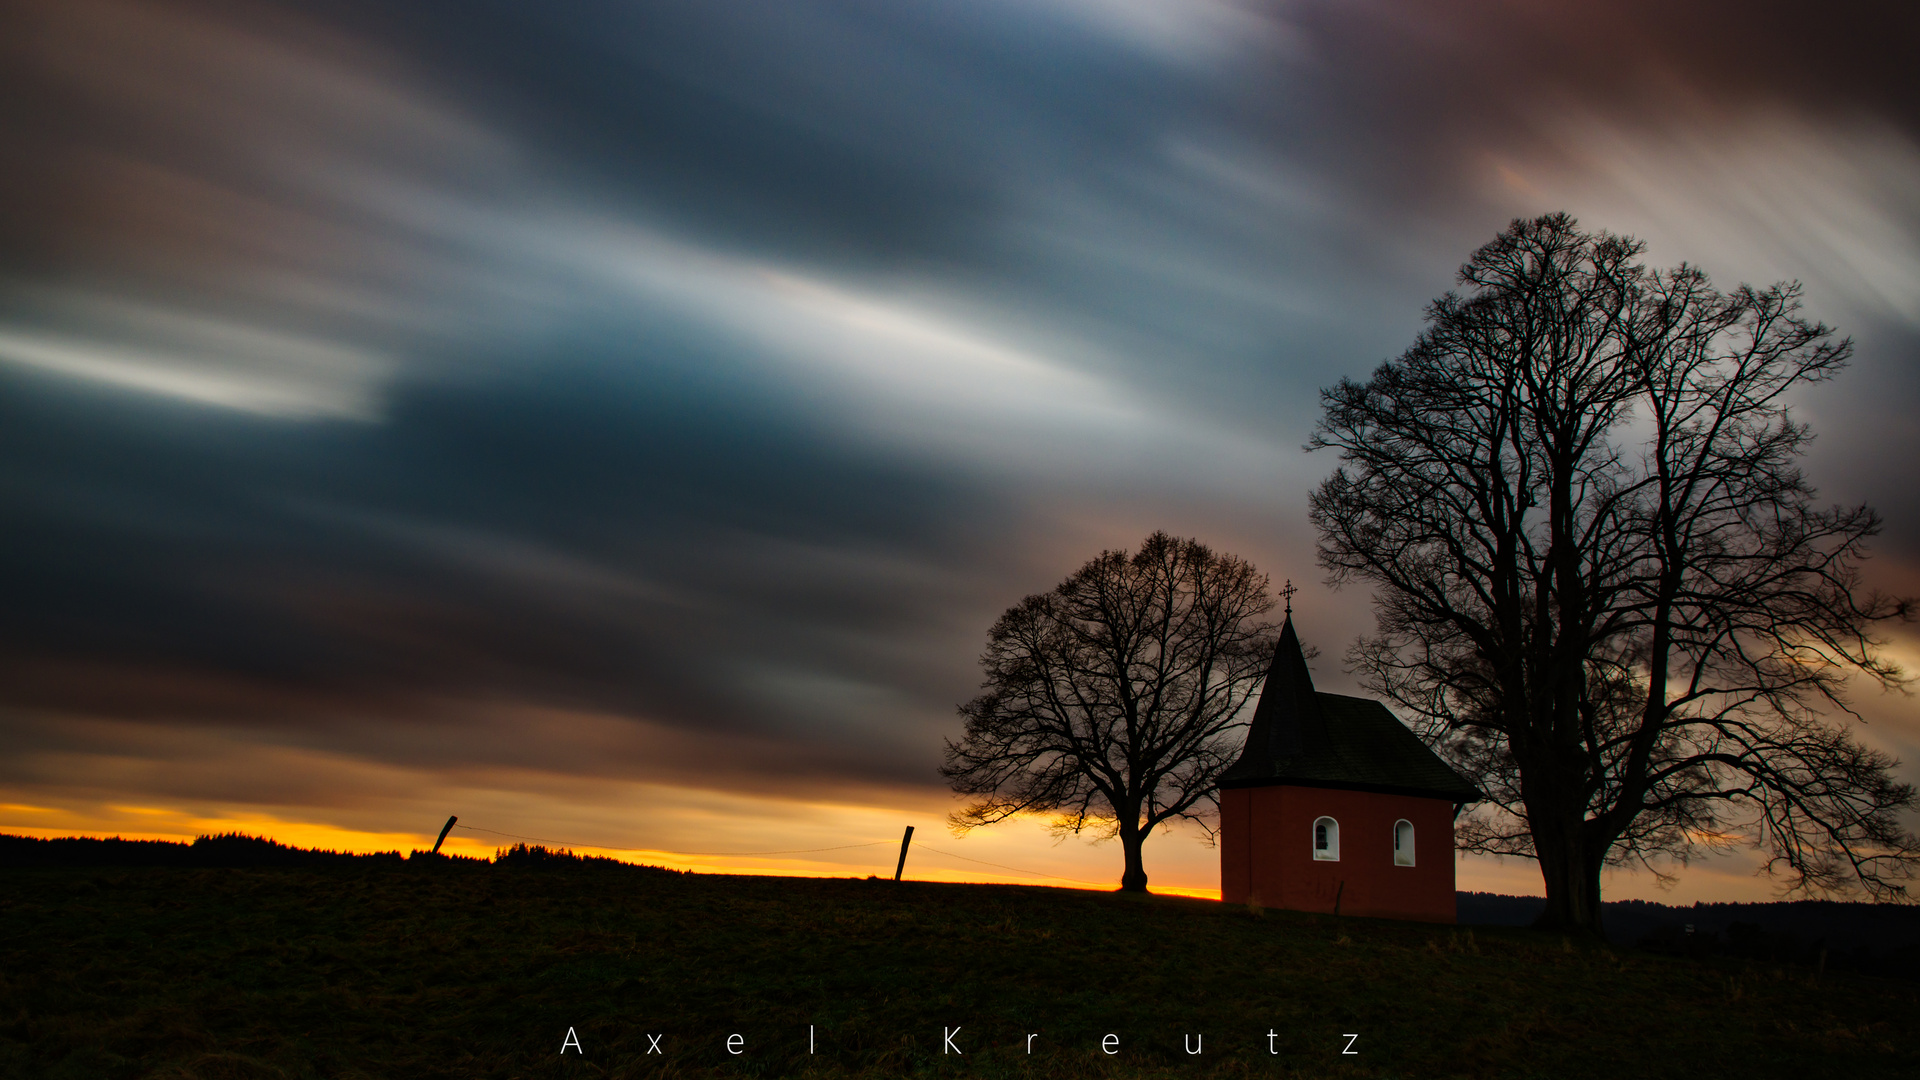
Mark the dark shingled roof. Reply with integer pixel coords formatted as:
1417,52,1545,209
1217,616,1482,803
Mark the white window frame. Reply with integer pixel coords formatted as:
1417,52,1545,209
1312,816,1340,861
1394,819,1415,866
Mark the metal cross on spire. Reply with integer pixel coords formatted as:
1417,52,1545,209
1279,578,1296,615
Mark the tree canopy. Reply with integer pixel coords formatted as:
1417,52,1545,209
943,532,1279,892
1310,213,1916,932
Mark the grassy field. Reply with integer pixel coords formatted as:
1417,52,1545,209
2,850,1915,1079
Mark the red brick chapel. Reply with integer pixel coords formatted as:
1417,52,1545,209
1216,612,1481,923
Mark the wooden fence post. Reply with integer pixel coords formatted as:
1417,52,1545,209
893,825,915,881
432,815,458,854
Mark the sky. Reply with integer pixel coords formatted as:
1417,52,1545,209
3,0,1917,903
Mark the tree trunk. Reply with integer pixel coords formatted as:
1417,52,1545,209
1532,817,1604,935
1117,822,1149,893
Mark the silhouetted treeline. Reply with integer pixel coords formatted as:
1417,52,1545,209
0,832,688,873
0,832,408,868
491,842,668,870
1460,891,1920,980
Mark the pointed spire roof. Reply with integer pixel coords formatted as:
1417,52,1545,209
1217,615,1482,803
1226,614,1324,772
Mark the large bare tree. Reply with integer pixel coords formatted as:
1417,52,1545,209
943,532,1279,892
1310,213,1917,933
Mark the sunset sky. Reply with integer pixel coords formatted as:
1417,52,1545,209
3,0,1917,903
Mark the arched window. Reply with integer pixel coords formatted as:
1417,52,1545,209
1312,816,1339,861
1394,819,1415,866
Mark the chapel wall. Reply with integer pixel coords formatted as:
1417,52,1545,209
1221,785,1457,923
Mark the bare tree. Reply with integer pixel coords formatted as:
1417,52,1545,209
943,531,1279,892
1310,213,1916,933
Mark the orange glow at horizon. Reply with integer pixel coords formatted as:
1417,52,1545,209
5,794,1802,906
4,818,1188,894
0,802,1181,894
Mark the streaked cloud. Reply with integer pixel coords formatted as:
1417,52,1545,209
1043,0,1297,64
0,312,390,420
1,0,1914,902
1496,107,1920,326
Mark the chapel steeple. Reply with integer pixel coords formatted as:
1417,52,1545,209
1218,613,1324,784
1215,613,1480,803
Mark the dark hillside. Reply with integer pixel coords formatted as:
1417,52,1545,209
2,836,1915,1079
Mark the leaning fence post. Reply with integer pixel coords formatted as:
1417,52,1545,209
432,815,458,854
893,825,915,881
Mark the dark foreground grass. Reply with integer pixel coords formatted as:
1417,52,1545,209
2,857,1915,1079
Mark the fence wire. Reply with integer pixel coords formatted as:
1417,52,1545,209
448,821,1113,887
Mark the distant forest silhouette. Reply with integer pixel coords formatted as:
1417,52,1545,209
0,831,677,872
1460,892,1919,979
